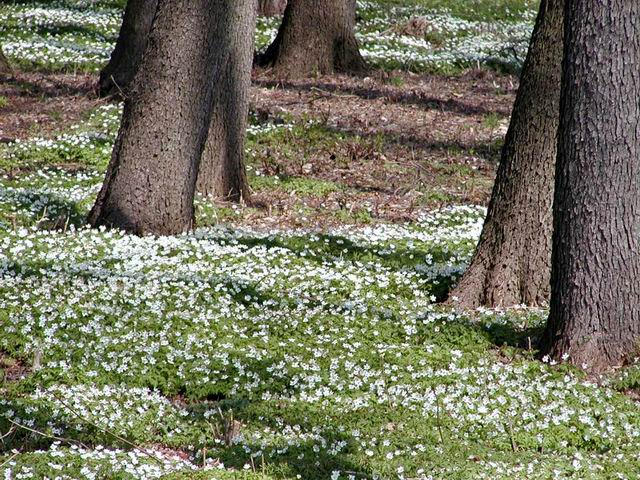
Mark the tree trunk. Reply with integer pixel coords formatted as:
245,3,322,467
0,45,11,74
196,3,256,202
98,0,158,98
257,0,286,16
540,1,640,371
257,0,366,77
89,0,245,235
448,0,563,309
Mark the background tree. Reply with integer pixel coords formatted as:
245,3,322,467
196,0,257,201
98,0,158,97
541,1,640,370
257,0,366,77
257,0,286,16
448,0,563,309
0,45,11,73
90,0,255,234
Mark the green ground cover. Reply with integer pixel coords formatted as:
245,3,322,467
0,0,537,74
4,1,640,479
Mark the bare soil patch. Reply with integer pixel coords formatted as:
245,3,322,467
0,71,100,142
245,69,517,228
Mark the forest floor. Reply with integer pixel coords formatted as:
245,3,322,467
0,68,514,229
4,1,640,480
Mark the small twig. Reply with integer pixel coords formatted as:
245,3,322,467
6,418,88,449
342,471,368,478
434,393,444,444
0,450,21,470
50,392,164,465
108,75,128,100
0,425,15,441
0,424,15,449
504,420,518,452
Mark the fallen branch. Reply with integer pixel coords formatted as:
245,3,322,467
0,450,21,470
50,392,164,465
6,418,88,449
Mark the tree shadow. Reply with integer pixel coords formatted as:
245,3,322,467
320,122,504,164
481,319,545,350
206,230,463,302
0,188,87,230
253,78,510,117
187,399,376,480
0,73,96,98
9,24,117,41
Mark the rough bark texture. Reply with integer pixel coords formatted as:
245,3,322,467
257,0,366,77
0,46,11,74
541,0,640,371
448,0,563,309
89,0,236,235
196,1,256,202
257,0,286,16
98,0,158,97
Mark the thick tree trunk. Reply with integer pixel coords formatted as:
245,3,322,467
89,0,242,235
196,2,256,202
257,0,366,77
257,0,286,16
448,0,563,309
0,45,11,74
98,0,157,98
541,1,640,371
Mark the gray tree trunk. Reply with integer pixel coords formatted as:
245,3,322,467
541,0,640,371
196,1,257,201
89,0,247,234
257,0,366,77
257,0,286,16
448,0,563,309
99,0,157,98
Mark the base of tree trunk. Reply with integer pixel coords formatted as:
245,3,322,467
448,244,549,310
257,34,367,77
446,0,562,310
195,0,255,204
256,0,367,77
539,331,634,373
90,0,238,235
539,0,640,373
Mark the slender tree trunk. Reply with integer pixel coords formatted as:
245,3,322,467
448,0,563,309
0,45,11,74
98,0,157,97
541,1,640,371
196,1,256,202
257,0,366,77
89,0,242,235
257,0,286,16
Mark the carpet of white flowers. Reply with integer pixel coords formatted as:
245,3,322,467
2,113,640,480
0,0,536,73
4,1,640,479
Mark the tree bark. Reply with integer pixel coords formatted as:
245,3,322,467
89,0,245,235
0,45,11,74
98,0,158,98
257,0,366,77
541,0,640,371
257,0,286,16
448,0,563,309
196,1,256,202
